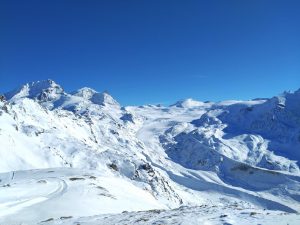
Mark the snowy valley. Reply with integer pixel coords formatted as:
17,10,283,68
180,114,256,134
0,80,300,224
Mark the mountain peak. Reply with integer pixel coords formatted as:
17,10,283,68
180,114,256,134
72,87,98,99
170,98,205,108
91,91,119,106
5,79,64,101
72,87,119,107
4,79,121,109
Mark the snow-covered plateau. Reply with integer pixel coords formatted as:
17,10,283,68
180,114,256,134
0,79,300,224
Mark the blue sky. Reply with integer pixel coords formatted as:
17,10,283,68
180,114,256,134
1,0,300,105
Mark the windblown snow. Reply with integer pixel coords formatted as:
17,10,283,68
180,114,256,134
0,79,300,224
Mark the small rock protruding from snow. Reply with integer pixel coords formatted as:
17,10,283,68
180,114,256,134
120,113,135,123
0,94,5,102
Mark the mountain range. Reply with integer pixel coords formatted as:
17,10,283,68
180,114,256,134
0,79,300,225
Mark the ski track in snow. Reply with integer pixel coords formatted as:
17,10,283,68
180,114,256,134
0,175,67,218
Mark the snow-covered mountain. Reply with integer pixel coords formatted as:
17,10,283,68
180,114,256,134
1,80,300,224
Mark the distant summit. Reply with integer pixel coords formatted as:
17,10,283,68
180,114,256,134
72,88,119,107
4,79,64,102
4,79,120,111
170,98,206,108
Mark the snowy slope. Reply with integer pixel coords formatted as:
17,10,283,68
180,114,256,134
0,80,300,224
0,168,166,225
41,205,300,225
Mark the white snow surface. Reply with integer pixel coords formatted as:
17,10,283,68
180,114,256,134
1,80,300,224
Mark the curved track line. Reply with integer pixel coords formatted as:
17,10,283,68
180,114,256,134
0,177,68,217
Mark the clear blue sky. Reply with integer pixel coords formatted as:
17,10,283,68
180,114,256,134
1,0,300,105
